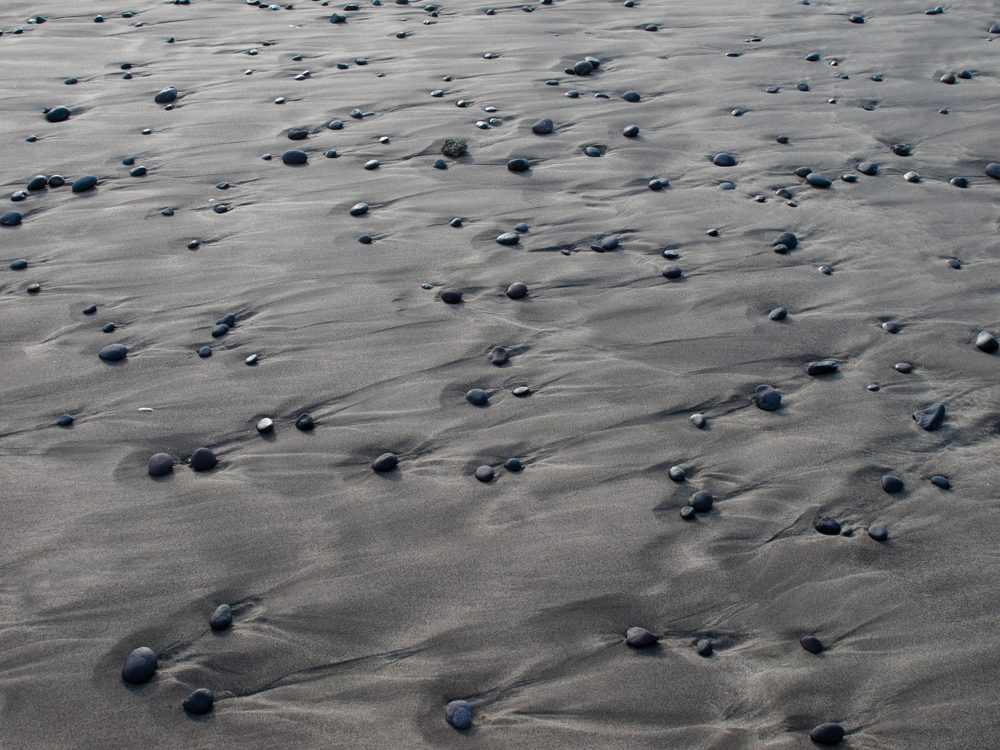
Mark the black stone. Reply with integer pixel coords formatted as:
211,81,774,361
99,344,128,362
1,211,23,227
198,346,212,358
625,626,658,647
57,414,74,427
72,175,98,193
712,152,736,167
810,722,845,745
121,646,157,684
441,139,467,158
662,266,683,280
801,636,824,654
295,413,315,431
372,452,399,472
815,517,841,535
496,232,520,246
696,639,713,656
985,163,1000,180
623,124,640,138
848,13,865,22
489,346,509,365
622,91,641,102
183,688,214,715
857,161,878,175
129,166,147,177
10,259,28,269
531,118,554,135
441,288,463,304
209,604,232,629
950,177,969,188
350,202,369,216
475,465,495,482
507,158,530,173
26,175,48,191
769,307,787,321
668,465,686,482
806,173,832,188
690,490,713,512
912,403,945,431
45,106,71,123
975,331,998,353
466,389,488,406
772,232,798,251
505,458,522,472
48,175,66,188
211,323,230,338
101,323,116,333
148,452,174,477
754,386,782,411
506,282,528,299
881,474,903,493
930,475,950,489
806,360,838,376
680,505,696,520
190,447,217,472
892,143,912,157
83,304,97,315
282,150,308,165
154,87,178,104
445,700,472,730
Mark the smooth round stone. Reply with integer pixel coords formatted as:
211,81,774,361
777,135,790,144
894,362,913,373
947,258,961,269
680,505,696,520
433,159,447,169
805,51,821,61
806,173,832,188
797,82,810,91
881,474,903,493
213,204,230,214
496,232,520,246
211,323,230,338
857,161,878,176
123,156,137,167
512,386,531,397
441,288,463,304
366,452,400,473
696,639,713,656
663,250,680,259
806,360,838,376
800,636,824,654
843,173,859,184
903,171,921,183
505,282,528,299
668,465,686,482
505,458,523,472
648,177,670,190
712,152,736,166
475,465,495,482
940,72,957,85
881,321,899,334
931,475,950,489
154,87,178,104
819,265,833,275
913,403,946,431
72,175,98,193
622,91,641,102
623,124,640,138
25,136,38,142
531,118,554,135
364,160,380,171
975,330,998,353
449,218,463,228
892,143,912,157
769,307,787,321
350,202,369,217
148,452,174,477
794,166,813,178
584,145,603,157
985,163,1000,180
9,259,28,270
65,78,78,85
950,177,969,188
489,346,509,365
198,346,212,358
662,266,683,280
848,13,865,22
689,490,713,512
282,150,308,165
625,626,658,648
209,604,232,630
868,523,889,542
1,211,23,227
26,175,48,191
57,413,74,427
45,106,71,123
466,389,489,406
256,417,274,434
445,700,472,730
514,223,530,233
121,646,157,684
24,283,41,295
507,158,530,173
565,90,580,98
183,688,214,715
129,166,147,177
99,344,128,362
815,517,841,535
690,413,706,428
772,232,798,251
754,386,781,411
810,722,845,745
11,190,29,202
189,447,217,472
732,108,747,116
101,323,116,333
217,314,236,327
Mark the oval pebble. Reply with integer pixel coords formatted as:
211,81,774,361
45,106,71,123
26,175,48,191
209,604,232,630
931,475,950,489
881,474,903,493
489,346,509,365
99,343,128,362
680,505,696,520
668,465,686,482
695,639,713,656
121,647,157,684
531,118,553,135
154,87,178,104
507,158,530,173
295,413,315,431
148,452,174,477
769,307,787,321
625,626,658,647
806,360,838,376
372,452,399,472
466,389,489,406
505,458,523,472
350,202,369,216
622,91,641,102
810,722,845,745
445,700,472,730
1,211,23,227
689,490,714,512
801,636,824,654
985,163,1000,180
475,465,495,482
754,386,781,411
496,232,520,246
662,265,683,280
57,414,74,427
690,413,706,428
183,688,214,715
441,288,463,304
975,331,998,353
513,386,531,397
72,175,98,193
506,282,528,299
197,346,212,358
868,523,889,542
712,152,736,166
282,150,308,165
815,517,841,535
190,447,217,472
806,173,832,188
257,417,274,434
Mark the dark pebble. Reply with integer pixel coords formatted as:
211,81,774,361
507,158,530,173
57,414,74,427
622,91,641,102
680,505,696,520
350,202,369,217
496,232,520,246
505,458,522,471
868,522,889,542
815,517,841,535
489,346,509,365
121,646,157,684
295,413,315,431
950,177,969,188
623,124,640,137
475,465,495,482
881,474,903,493
754,385,781,411
148,452,175,477
810,722,845,745
806,173,832,188
668,465,686,482
183,688,214,715
83,304,97,315
72,175,98,193
805,51,821,61
506,282,528,299
848,13,865,22
101,323,116,333
1,211,23,227
190,447,217,471
99,343,128,362
894,362,913,373
372,452,399,472
282,150,308,165
154,87,178,104
662,266,683,280
512,386,531,397
11,191,28,202
806,360,838,376
690,490,714,512
466,389,489,406
801,636,825,654
892,143,912,157
769,307,787,321
772,232,798,251
45,106,71,123
696,639,713,656
912,402,945,431
881,321,899,334
531,118,554,135
10,259,28,269
445,700,472,730
441,139,467,158
211,323,230,338
625,626,658,647
985,163,1000,180
129,166,147,177
931,475,950,489
777,135,789,144
433,159,447,169
712,152,737,167
197,346,212,358
209,604,232,629
26,175,48,191
441,288,463,304
975,330,998,353
857,161,878,176
648,177,670,190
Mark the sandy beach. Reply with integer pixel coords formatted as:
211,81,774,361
2,0,999,747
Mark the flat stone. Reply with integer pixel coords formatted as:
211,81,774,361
57,414,74,427
912,403,945,431
190,447,217,471
148,453,174,477
350,202,369,216
623,124,640,137
662,266,683,280
72,175,98,193
121,646,157,684
680,505,696,520
209,604,232,629
806,173,832,188
985,163,1000,180
931,475,951,489
625,626,658,647
806,360,838,376
372,452,399,472
1,211,23,226
857,161,878,175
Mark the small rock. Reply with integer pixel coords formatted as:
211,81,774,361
121,647,157,684
531,118,554,135
466,389,489,406
256,417,274,434
801,636,824,654
295,413,315,431
475,465,495,482
689,490,713,512
930,475,950,489
975,330,998,353
695,639,713,656
806,360,838,376
810,722,845,745
183,688,214,715
148,453,174,477
99,344,128,362
441,288,463,304
690,413,706,428
190,447,217,471
815,517,841,535
769,307,787,321
881,474,903,493
372,452,399,472
506,282,528,299
668,466,686,482
868,523,889,542
209,604,232,630
445,700,472,730
625,626,658,647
